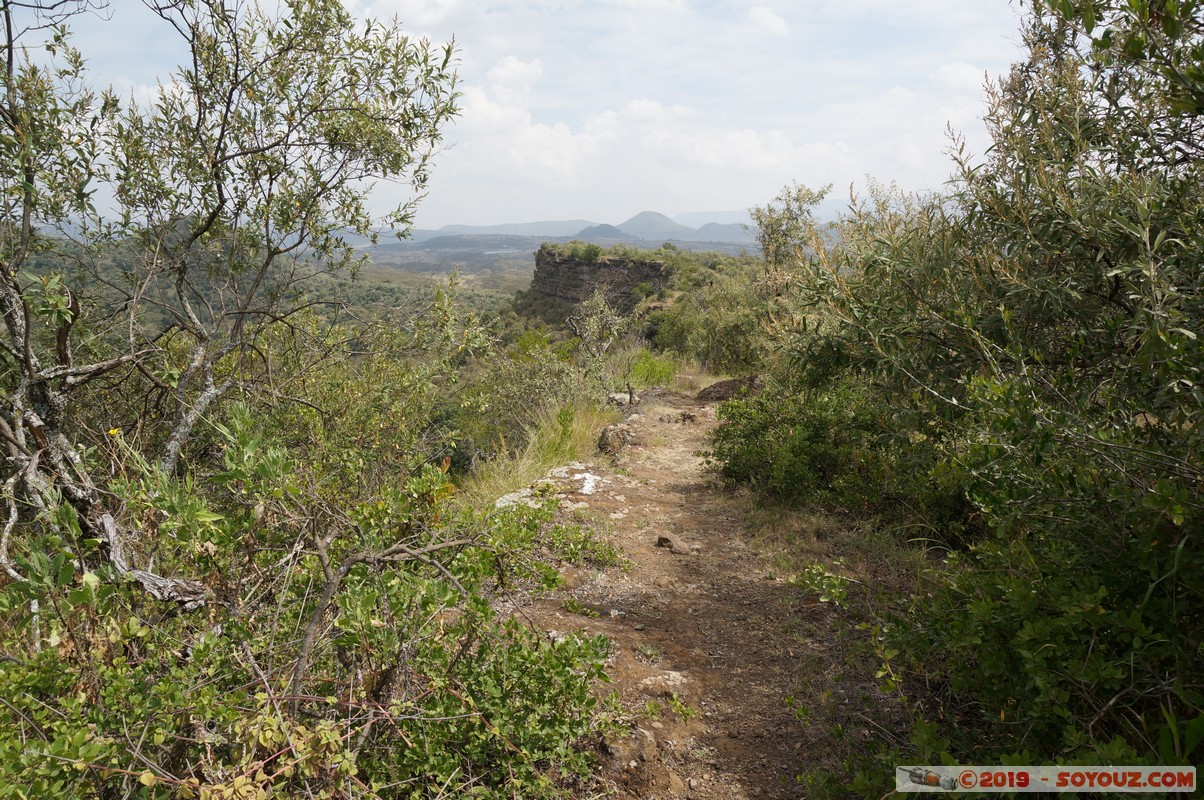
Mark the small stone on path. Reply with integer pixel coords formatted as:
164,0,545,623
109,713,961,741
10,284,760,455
656,533,692,554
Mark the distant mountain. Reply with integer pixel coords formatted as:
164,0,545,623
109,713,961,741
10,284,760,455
695,222,754,243
438,220,596,237
672,211,752,227
575,223,640,243
616,211,697,241
415,234,549,251
383,210,759,254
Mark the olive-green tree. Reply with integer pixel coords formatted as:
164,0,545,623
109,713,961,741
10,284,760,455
1048,0,1204,116
0,0,457,600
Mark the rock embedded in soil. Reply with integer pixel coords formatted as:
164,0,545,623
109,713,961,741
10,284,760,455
599,423,635,455
641,670,692,700
695,375,762,401
607,391,641,406
656,533,692,554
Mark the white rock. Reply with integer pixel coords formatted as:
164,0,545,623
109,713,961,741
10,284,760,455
494,487,533,508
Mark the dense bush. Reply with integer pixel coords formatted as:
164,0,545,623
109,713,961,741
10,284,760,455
709,378,891,508
721,2,1204,784
652,272,770,374
0,397,616,798
537,241,603,264
0,5,619,796
710,376,976,538
455,335,588,465
626,348,677,389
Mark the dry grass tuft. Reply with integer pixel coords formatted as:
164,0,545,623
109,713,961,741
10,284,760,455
669,359,728,393
458,402,621,506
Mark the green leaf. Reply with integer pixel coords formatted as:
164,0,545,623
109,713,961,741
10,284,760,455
1184,715,1204,760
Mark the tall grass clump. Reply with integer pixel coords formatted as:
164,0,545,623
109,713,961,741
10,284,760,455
459,402,621,505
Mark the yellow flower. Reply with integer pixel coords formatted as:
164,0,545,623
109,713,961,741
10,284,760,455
108,428,119,436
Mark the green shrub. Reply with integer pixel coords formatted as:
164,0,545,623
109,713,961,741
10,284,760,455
627,348,677,388
731,6,1204,786
0,396,613,799
455,341,587,465
537,240,602,264
652,273,770,374
709,379,899,512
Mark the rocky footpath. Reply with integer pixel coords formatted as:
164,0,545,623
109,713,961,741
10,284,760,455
500,391,813,799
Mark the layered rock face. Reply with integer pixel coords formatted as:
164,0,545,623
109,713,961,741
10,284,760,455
532,246,666,310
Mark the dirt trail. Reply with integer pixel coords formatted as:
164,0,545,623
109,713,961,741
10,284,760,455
505,390,816,799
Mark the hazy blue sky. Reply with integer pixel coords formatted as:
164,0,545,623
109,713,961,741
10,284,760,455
72,0,1028,228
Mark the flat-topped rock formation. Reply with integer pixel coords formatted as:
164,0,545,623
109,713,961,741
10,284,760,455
532,242,667,310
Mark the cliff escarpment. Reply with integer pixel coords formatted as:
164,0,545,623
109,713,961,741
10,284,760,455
531,242,667,310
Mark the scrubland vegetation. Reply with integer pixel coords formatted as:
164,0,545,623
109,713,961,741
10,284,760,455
703,3,1203,792
0,2,643,797
0,0,1199,797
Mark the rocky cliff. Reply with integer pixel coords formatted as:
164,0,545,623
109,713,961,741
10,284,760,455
531,244,666,310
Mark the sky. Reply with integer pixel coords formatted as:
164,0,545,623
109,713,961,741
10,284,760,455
72,0,1029,229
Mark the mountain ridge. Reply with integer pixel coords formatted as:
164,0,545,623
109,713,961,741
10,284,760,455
415,210,755,244
438,219,594,237
614,211,697,241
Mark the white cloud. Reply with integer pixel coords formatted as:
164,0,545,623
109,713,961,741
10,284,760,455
607,0,686,8
483,55,543,105
618,98,679,122
896,140,927,171
73,0,1027,225
934,62,987,92
487,56,542,86
365,0,462,27
451,85,613,181
747,7,790,37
